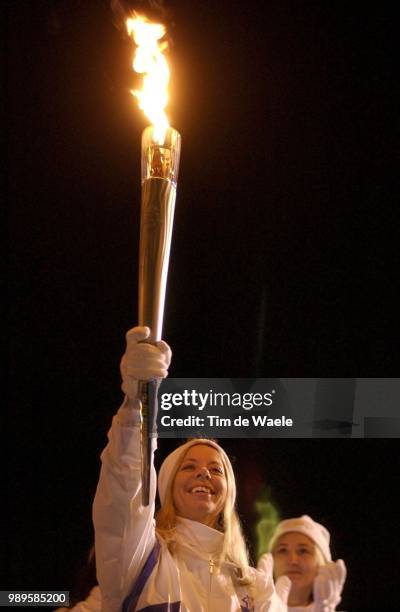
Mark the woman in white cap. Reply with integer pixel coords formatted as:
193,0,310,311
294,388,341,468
259,515,346,612
93,326,289,612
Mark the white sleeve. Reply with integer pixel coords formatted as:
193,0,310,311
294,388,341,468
93,399,157,612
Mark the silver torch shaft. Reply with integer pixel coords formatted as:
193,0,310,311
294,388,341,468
138,125,181,505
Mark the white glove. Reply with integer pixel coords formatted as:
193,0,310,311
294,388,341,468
313,559,346,612
257,553,291,610
120,326,172,400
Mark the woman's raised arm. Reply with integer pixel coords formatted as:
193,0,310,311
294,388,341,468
93,326,171,612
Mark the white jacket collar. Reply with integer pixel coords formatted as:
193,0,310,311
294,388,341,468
175,516,224,555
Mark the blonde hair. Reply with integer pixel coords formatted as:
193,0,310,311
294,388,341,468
156,441,253,585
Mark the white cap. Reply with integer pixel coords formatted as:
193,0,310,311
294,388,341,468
268,515,332,562
158,439,235,506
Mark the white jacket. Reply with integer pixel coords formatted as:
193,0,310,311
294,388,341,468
93,402,287,612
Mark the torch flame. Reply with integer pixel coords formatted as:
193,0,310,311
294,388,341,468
127,14,170,144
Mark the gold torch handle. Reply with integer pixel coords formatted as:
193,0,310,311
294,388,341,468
138,126,181,506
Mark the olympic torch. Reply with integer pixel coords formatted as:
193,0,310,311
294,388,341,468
127,16,181,505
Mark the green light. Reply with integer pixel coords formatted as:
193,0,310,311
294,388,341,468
254,485,280,557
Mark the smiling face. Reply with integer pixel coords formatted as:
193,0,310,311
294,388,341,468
172,444,228,528
272,532,321,606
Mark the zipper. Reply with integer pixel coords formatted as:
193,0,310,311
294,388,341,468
208,557,215,610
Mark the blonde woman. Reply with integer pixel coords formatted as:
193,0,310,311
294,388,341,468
259,516,346,612
93,326,289,612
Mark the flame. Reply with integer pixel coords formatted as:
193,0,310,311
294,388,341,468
127,14,170,144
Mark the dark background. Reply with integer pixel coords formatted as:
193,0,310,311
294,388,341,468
6,1,398,610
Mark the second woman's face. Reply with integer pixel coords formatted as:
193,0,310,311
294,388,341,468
273,533,320,605
172,444,228,528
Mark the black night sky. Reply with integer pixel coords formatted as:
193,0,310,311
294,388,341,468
6,1,399,610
